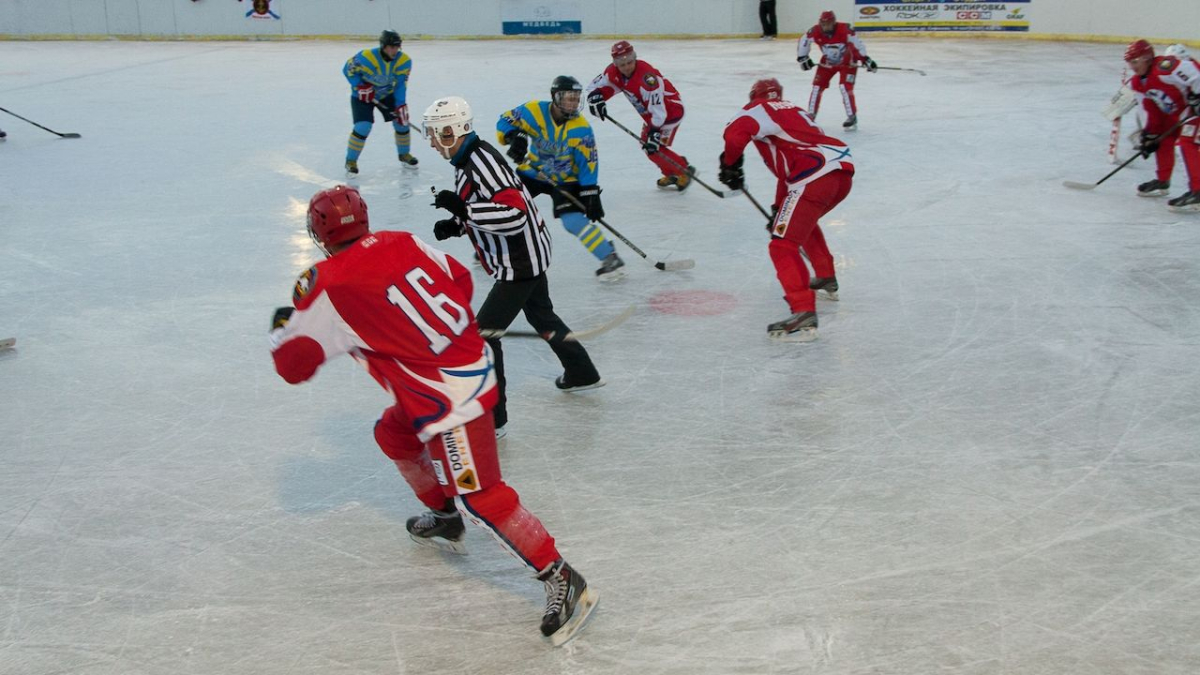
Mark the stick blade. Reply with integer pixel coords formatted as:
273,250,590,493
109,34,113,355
0,337,15,350
1063,181,1097,191
59,133,82,139
655,258,696,271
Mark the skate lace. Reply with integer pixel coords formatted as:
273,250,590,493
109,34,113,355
414,512,439,531
543,570,567,617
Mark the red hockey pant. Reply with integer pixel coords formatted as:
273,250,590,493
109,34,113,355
640,117,690,177
375,406,559,571
768,170,853,313
1155,116,1200,191
808,65,858,118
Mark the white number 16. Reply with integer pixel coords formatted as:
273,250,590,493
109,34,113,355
386,268,470,354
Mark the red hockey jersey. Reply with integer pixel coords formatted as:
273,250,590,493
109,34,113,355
270,231,497,441
797,22,869,67
586,60,684,128
723,99,855,206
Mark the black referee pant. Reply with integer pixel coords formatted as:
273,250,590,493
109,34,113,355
475,273,600,429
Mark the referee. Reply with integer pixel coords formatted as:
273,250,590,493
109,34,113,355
424,96,605,437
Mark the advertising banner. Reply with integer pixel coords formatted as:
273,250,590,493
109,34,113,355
501,1,582,35
853,1,1031,32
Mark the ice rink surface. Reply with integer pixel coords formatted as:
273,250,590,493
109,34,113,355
2,36,1199,675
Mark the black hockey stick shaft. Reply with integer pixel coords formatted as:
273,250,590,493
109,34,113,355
535,172,694,271
874,66,927,76
1066,115,1188,190
741,186,771,218
604,116,731,198
0,106,81,138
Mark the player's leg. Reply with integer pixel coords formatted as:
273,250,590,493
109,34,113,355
657,120,693,189
380,93,417,166
801,170,852,279
552,190,616,262
346,97,376,175
430,416,595,643
522,275,603,391
374,406,449,512
1171,118,1200,206
809,66,833,118
839,67,858,128
476,279,540,431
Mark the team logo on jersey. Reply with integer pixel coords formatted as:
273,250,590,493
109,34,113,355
293,267,317,303
643,73,659,89
1157,57,1177,72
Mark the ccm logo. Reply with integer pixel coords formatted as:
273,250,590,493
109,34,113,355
957,10,991,19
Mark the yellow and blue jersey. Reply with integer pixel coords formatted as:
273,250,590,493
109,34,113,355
343,48,411,102
496,100,598,186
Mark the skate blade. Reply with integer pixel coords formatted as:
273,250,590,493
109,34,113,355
1137,190,1168,198
818,290,839,301
1168,205,1200,213
596,270,626,283
548,587,599,647
768,328,818,342
401,164,420,172
408,534,468,555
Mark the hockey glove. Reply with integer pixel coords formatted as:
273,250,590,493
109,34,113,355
271,306,294,331
579,185,605,221
504,131,529,164
433,219,465,241
1138,132,1161,159
798,56,814,71
862,57,878,73
643,128,663,155
767,205,779,233
356,83,375,104
718,152,745,191
587,91,608,121
432,189,469,220
392,103,410,127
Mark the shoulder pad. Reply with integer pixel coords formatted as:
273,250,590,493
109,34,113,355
293,266,320,306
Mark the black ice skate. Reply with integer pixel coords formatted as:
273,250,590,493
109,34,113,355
406,508,467,555
0,129,7,140
537,560,599,647
555,371,605,393
767,311,818,342
595,252,626,281
842,114,857,130
1137,179,1170,197
345,160,359,178
1167,190,1200,212
398,153,419,168
809,276,839,301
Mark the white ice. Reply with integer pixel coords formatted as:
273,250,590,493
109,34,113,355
2,38,1199,675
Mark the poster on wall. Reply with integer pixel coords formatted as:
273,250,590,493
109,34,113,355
244,0,280,20
853,1,1030,32
500,1,582,35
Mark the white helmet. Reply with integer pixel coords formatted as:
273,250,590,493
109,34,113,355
423,96,474,158
1165,44,1190,60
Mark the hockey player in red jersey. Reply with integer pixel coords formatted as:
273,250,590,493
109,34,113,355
586,41,693,190
796,10,877,130
269,185,597,646
717,79,854,342
1126,40,1200,210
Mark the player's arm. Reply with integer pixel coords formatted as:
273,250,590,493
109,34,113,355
797,31,814,68
847,28,876,70
466,188,531,235
343,53,367,86
270,270,358,384
721,114,759,165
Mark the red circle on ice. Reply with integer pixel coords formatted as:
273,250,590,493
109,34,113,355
648,290,738,316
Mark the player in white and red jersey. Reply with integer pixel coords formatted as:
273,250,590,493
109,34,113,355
1125,40,1200,209
796,10,877,130
585,41,693,191
718,79,854,342
269,185,597,645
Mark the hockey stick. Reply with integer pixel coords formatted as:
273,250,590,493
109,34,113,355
0,338,14,350
483,305,636,341
603,117,737,198
0,106,81,138
1064,116,1188,191
873,66,927,76
534,172,695,272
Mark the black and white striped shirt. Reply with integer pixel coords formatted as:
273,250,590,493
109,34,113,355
451,135,553,281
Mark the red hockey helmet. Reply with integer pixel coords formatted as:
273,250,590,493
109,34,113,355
1124,39,1154,62
819,10,836,24
611,40,636,62
749,78,783,103
307,185,369,255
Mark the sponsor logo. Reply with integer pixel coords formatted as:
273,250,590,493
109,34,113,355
293,267,317,302
860,6,880,15
431,459,448,485
456,469,478,491
340,214,355,224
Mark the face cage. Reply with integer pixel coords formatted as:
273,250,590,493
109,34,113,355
424,122,463,150
553,91,582,119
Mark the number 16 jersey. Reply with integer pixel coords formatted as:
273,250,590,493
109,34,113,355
270,231,497,441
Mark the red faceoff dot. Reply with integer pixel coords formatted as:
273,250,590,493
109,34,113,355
648,290,738,316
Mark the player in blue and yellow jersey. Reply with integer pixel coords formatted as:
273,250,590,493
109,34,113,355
342,30,416,176
497,76,625,280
